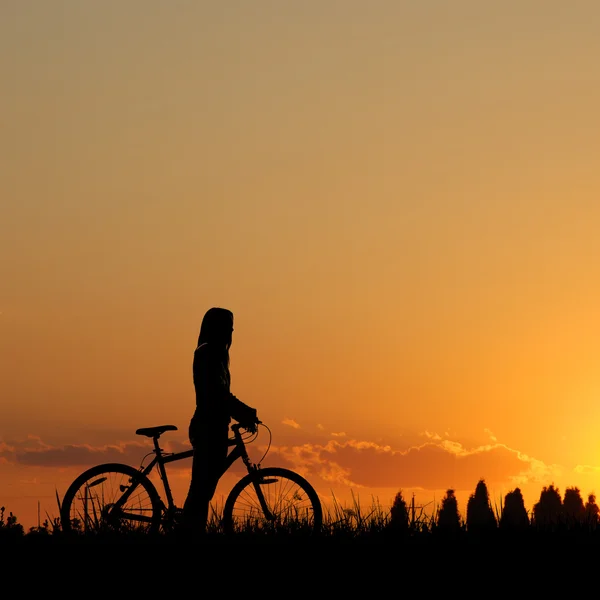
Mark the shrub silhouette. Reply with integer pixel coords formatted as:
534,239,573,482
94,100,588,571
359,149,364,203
435,489,462,536
389,490,409,534
532,484,562,530
466,478,497,535
0,506,25,540
562,486,585,526
584,493,599,528
499,487,530,532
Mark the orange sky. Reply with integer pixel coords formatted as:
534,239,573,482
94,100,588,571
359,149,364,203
3,0,600,531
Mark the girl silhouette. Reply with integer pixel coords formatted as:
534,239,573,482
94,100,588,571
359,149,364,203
182,307,258,535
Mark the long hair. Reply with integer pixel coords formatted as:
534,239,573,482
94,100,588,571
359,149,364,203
196,307,234,366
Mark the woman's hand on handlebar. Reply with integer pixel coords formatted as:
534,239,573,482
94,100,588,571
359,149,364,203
247,418,261,433
238,418,261,434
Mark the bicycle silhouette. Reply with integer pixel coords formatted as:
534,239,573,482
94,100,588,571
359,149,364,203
60,421,322,535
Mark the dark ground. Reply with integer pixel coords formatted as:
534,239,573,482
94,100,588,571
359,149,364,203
3,532,599,593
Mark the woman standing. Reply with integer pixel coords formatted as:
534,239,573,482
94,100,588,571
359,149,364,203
182,307,258,536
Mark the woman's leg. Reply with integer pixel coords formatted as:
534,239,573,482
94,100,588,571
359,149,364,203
183,434,229,535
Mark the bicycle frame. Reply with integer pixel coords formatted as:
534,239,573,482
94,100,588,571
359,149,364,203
119,423,256,520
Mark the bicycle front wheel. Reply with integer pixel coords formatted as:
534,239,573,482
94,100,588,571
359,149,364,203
60,463,162,535
222,467,322,535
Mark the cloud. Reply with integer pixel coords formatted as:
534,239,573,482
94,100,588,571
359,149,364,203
2,429,564,500
574,464,600,475
484,428,497,442
282,418,301,429
5,435,192,469
0,441,15,453
250,436,563,495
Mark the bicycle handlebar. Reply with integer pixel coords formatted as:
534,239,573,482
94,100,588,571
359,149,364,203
231,419,262,433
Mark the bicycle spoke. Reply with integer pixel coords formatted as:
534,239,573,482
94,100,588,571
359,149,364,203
61,464,161,535
223,467,322,534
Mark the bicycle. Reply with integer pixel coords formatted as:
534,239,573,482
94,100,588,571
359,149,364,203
59,420,323,536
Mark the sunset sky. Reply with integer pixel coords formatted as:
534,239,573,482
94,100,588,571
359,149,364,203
3,1,600,531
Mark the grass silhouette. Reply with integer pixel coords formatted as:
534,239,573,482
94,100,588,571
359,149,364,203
3,479,600,548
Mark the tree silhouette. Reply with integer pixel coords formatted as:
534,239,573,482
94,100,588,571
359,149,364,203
466,478,497,536
389,490,409,535
562,486,585,527
499,487,530,532
584,493,599,528
584,494,600,529
532,484,562,531
435,488,462,536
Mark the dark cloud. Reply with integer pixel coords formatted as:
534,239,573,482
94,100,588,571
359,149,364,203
5,436,192,469
1,431,557,498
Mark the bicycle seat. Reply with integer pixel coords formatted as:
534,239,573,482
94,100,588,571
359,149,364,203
135,424,178,438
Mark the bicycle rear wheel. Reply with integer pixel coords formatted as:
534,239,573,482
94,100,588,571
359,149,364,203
60,463,162,535
222,467,322,535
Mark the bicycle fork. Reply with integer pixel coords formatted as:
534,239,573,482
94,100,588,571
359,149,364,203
250,467,278,521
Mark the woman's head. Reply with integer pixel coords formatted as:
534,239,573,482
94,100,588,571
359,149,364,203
198,307,234,349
